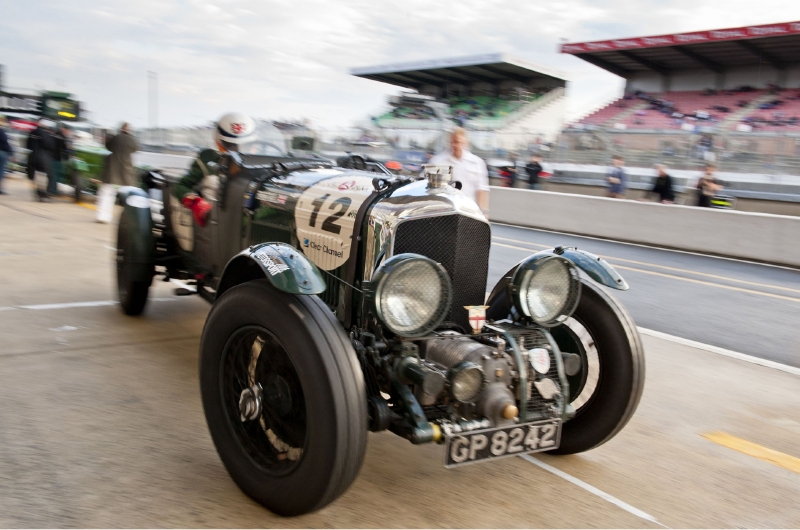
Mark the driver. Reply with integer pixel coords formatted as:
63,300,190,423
174,112,256,226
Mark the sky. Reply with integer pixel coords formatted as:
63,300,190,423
3,0,800,129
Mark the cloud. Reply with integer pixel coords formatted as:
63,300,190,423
2,1,800,127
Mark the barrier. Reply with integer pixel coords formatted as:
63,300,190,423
488,186,800,267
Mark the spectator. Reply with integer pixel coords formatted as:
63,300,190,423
28,120,58,201
648,164,675,204
525,154,543,190
507,153,518,188
429,127,489,215
606,155,627,198
696,164,723,207
0,116,13,194
51,124,71,197
97,122,139,223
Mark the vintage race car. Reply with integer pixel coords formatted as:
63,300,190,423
115,150,645,516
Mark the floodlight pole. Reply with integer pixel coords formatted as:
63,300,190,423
148,71,158,128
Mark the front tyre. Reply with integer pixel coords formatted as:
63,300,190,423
548,279,645,454
199,280,368,516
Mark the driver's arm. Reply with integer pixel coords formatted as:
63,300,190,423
173,149,218,200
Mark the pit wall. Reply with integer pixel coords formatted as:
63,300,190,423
488,186,800,267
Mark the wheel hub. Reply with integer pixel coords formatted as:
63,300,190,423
239,384,263,422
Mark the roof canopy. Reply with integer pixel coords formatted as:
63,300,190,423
561,21,800,77
350,53,566,90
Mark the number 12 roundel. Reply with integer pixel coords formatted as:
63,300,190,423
295,176,375,271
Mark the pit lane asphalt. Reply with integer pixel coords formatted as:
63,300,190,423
1,175,798,528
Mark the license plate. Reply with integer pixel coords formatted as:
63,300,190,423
444,419,562,468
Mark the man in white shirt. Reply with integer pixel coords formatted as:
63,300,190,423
429,127,490,215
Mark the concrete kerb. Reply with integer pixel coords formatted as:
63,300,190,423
488,186,800,268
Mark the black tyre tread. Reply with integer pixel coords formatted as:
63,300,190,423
199,280,367,516
116,214,150,316
549,279,645,454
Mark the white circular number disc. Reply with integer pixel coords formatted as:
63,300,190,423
294,175,375,271
530,348,551,374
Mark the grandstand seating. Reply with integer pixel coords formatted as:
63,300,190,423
578,90,765,130
374,92,547,127
734,89,800,132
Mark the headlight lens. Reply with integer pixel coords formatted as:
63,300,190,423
513,255,580,327
372,254,452,337
449,361,485,403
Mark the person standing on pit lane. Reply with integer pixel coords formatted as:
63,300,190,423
696,164,723,208
27,120,58,202
648,164,675,204
525,154,544,190
97,122,139,223
606,154,627,199
0,116,13,195
173,112,256,227
429,127,490,216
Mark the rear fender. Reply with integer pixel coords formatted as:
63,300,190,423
216,243,326,298
119,188,155,283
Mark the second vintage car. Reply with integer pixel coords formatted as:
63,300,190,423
115,148,645,516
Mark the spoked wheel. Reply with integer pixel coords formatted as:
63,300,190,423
200,280,367,516
116,210,152,316
221,327,307,474
486,275,645,454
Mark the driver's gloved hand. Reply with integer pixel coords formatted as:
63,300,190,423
182,195,213,227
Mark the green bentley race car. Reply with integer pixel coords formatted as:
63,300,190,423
115,150,645,516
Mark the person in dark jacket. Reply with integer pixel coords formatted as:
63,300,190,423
50,124,71,196
648,164,675,203
696,164,723,207
0,116,13,194
28,120,58,201
525,154,544,190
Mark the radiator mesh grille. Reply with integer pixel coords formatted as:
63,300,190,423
393,215,491,331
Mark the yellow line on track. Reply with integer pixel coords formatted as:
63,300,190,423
703,431,800,474
77,202,97,211
491,236,800,295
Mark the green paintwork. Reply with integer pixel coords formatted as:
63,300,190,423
556,247,629,291
233,242,326,295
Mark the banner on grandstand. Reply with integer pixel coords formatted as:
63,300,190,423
561,21,800,54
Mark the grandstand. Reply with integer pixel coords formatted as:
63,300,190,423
350,53,567,149
563,21,800,133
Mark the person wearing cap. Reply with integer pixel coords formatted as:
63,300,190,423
173,112,256,227
429,127,489,215
0,116,13,194
97,122,139,222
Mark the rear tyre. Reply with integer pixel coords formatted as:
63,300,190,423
199,280,368,516
116,213,151,316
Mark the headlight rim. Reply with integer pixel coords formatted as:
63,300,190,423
370,253,453,338
448,361,486,403
511,253,581,327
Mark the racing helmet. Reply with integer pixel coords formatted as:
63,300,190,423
216,112,256,152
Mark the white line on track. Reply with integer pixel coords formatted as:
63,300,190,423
491,222,800,271
520,454,667,527
0,298,180,313
638,327,800,376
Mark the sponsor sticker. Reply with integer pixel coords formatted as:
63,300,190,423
256,190,289,206
254,249,290,276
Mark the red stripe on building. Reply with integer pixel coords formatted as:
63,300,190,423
561,21,800,54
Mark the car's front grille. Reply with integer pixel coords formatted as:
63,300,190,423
393,214,491,331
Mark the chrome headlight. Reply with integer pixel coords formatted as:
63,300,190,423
448,361,485,403
370,254,452,337
511,254,581,327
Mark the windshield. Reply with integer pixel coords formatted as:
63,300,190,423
236,121,287,156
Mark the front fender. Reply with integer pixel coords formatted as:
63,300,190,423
486,246,628,321
216,243,326,298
